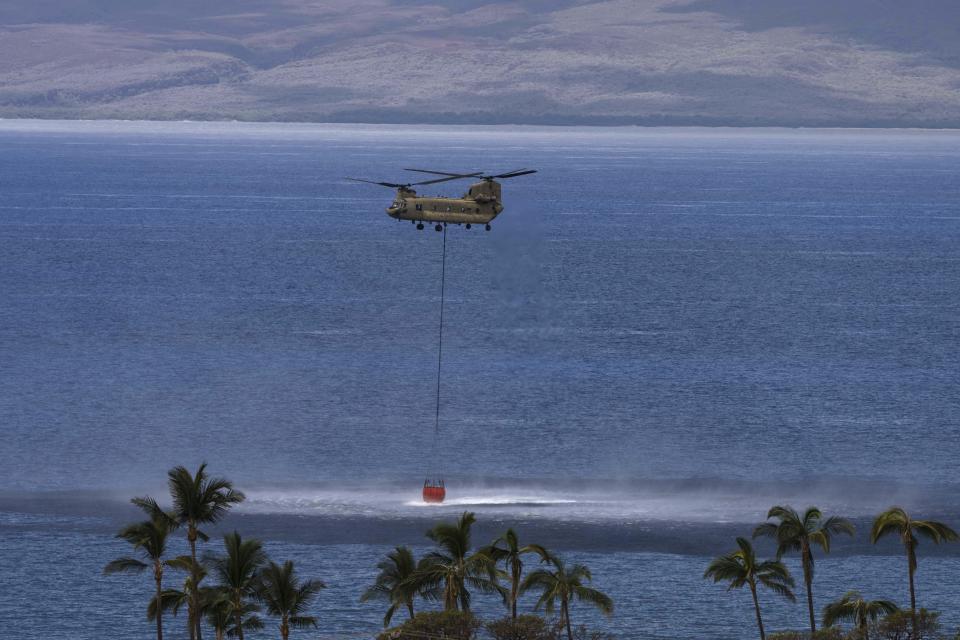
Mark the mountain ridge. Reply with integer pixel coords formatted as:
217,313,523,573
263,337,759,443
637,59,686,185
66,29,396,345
2,0,959,127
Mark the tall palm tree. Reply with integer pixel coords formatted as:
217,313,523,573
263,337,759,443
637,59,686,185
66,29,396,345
361,546,420,626
413,511,503,611
104,508,177,640
483,528,551,620
167,463,245,640
822,590,898,640
703,537,796,640
210,531,267,640
871,506,958,632
520,555,612,640
258,560,325,640
754,505,855,634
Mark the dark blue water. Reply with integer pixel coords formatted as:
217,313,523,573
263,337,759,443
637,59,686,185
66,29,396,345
1,121,959,639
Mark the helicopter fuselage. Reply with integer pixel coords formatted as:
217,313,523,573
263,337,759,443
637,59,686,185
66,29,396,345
388,180,504,225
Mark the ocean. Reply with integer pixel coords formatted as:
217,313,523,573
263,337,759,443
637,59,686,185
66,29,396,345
1,120,959,639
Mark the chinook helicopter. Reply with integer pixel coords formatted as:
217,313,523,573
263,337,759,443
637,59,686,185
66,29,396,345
347,168,537,231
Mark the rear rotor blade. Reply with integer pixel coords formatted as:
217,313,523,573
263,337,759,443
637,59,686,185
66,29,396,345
403,167,536,181
411,173,483,186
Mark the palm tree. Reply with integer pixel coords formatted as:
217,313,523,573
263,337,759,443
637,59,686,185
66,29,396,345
258,560,325,640
219,602,264,639
520,555,612,640
201,588,234,640
483,528,551,620
167,463,245,640
159,555,207,639
822,590,898,640
754,505,855,634
103,501,178,640
871,506,958,632
153,584,260,640
703,537,796,640
413,511,503,611
147,588,188,629
361,546,420,626
210,531,267,640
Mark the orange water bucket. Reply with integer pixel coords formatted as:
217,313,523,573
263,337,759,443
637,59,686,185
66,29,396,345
422,479,446,503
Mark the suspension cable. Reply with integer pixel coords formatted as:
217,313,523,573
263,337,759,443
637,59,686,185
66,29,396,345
435,225,446,440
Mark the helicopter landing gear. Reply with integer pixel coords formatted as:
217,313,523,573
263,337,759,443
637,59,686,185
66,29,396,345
465,223,472,230
485,224,492,231
434,224,443,232
416,223,424,230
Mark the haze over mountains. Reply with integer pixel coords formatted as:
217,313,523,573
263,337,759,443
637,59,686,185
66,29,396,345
2,0,959,127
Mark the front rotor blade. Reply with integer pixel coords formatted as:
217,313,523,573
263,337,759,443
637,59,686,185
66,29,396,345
404,168,482,178
492,169,537,179
346,178,404,188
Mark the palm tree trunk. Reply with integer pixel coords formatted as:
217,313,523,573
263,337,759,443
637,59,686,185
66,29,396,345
236,609,244,640
187,560,196,640
445,580,456,611
562,598,573,640
154,564,164,640
750,581,766,640
803,545,816,634
188,604,196,640
189,526,201,640
511,561,520,620
281,615,289,640
907,544,917,636
406,601,415,620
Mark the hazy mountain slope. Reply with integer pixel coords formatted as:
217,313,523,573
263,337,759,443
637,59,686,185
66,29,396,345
1,0,959,126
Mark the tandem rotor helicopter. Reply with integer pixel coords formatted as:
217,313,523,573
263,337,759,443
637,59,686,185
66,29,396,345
347,168,537,231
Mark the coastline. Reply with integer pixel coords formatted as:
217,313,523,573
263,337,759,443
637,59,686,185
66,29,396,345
3,117,960,136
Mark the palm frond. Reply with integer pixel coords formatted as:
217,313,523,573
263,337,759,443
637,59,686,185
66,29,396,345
167,463,244,528
521,543,553,563
767,505,800,522
865,599,899,619
104,557,148,574
914,520,959,543
148,589,188,620
823,592,858,627
753,522,778,540
381,602,399,627
758,576,796,602
131,496,177,528
802,507,824,531
822,590,898,628
756,560,794,586
573,585,614,615
871,507,908,543
703,555,748,588
822,515,856,537
289,615,318,629
165,555,200,573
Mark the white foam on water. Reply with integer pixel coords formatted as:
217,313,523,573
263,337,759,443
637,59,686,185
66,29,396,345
227,470,953,527
237,483,895,524
405,495,578,508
